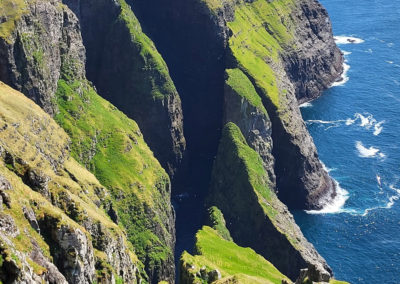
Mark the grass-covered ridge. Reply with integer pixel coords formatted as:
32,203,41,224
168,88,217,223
181,225,290,284
116,0,177,100
55,76,174,273
226,0,296,108
225,68,267,115
206,206,232,241
55,42,174,278
215,122,280,222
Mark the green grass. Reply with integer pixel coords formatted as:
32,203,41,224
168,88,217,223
55,73,173,272
117,0,177,100
207,206,232,241
182,226,290,284
0,0,28,43
225,68,267,115
209,122,303,249
227,0,296,108
217,122,278,219
0,81,148,281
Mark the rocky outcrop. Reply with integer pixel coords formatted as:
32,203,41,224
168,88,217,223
0,81,145,283
0,1,177,282
131,0,343,211
62,0,186,177
0,0,85,115
38,215,96,284
223,68,276,189
284,0,343,103
208,123,331,281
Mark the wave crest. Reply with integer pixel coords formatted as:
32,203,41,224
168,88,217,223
334,36,365,45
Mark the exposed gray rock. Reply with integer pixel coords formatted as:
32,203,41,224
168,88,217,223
0,213,19,237
83,220,139,284
0,0,85,115
0,174,12,209
30,242,68,284
25,169,51,199
208,269,221,282
223,70,276,189
23,206,41,233
38,215,96,284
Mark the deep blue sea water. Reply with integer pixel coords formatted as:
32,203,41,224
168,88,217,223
295,0,400,283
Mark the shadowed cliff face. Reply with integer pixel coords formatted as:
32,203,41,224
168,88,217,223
131,0,343,280
62,0,186,178
208,123,332,281
130,0,342,209
130,0,228,267
0,1,177,283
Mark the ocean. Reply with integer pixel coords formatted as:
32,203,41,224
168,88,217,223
295,0,400,283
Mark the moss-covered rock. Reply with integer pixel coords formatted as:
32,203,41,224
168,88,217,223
62,0,186,177
208,122,331,281
0,0,177,282
0,81,144,283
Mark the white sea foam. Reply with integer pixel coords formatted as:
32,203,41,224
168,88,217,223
321,161,336,173
342,50,352,56
299,102,313,108
355,141,380,158
346,113,384,134
387,43,394,47
306,180,349,214
365,48,373,54
307,119,338,124
331,63,350,87
358,185,400,216
373,121,385,136
386,60,394,64
334,36,365,45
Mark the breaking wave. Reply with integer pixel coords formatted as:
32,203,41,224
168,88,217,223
306,180,349,214
299,102,313,108
334,36,365,45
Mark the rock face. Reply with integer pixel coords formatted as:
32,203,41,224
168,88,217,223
208,123,332,281
0,0,85,115
224,68,276,189
131,0,343,211
0,1,177,282
0,81,145,283
62,0,186,177
284,0,344,104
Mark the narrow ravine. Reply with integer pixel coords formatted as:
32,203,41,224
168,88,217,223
129,0,227,272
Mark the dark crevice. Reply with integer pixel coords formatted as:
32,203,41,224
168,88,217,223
129,0,227,275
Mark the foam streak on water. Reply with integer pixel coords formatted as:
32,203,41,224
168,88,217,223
296,1,400,281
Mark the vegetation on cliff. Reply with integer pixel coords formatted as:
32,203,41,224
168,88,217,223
0,82,143,283
55,62,174,282
181,226,290,284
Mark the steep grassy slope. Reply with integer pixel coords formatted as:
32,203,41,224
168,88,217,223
0,81,143,283
55,63,175,283
181,226,290,284
0,1,176,282
181,208,349,284
208,123,331,280
62,0,186,177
